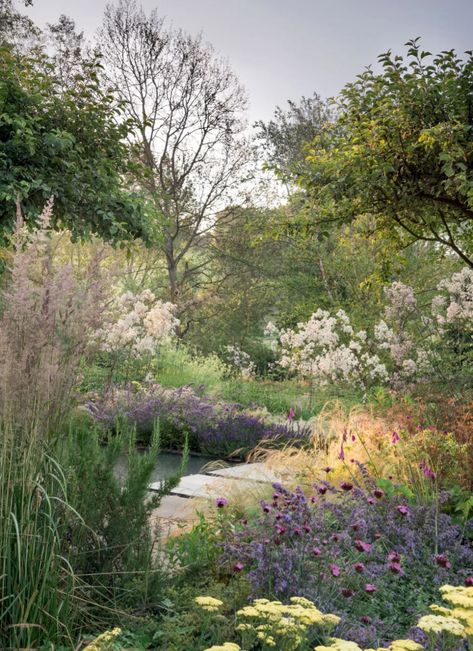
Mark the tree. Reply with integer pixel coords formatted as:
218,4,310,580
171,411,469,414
255,93,331,188
0,38,145,241
300,40,473,268
100,0,251,319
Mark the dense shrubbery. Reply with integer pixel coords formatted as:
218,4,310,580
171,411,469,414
85,382,311,457
221,479,473,647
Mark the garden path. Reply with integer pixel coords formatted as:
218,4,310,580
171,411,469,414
149,463,281,537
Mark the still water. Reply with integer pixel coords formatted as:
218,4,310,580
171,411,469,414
115,450,225,484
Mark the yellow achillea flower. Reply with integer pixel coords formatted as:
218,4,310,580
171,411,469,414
440,585,473,609
417,614,466,637
388,639,423,651
83,627,122,651
203,644,241,651
195,596,224,612
315,637,364,651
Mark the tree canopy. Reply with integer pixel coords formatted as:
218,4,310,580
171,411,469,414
300,39,473,268
0,23,145,241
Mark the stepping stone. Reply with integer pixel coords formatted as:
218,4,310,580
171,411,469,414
208,462,280,483
149,473,269,500
151,494,197,520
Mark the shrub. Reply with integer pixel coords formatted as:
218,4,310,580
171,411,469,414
85,383,311,457
221,479,473,647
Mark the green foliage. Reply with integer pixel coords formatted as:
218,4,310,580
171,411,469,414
0,42,145,241
302,39,473,267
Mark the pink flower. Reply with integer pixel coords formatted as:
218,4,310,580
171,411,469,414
373,488,385,499
275,524,286,535
288,407,295,421
324,466,333,473
215,497,228,508
339,442,345,461
312,547,322,556
396,505,409,516
354,562,365,573
365,584,377,594
354,539,372,553
330,563,341,577
388,551,401,563
434,553,451,569
465,577,473,586
318,485,328,495
361,615,372,624
233,561,244,572
342,588,354,597
391,431,400,444
340,481,353,491
389,562,402,574
367,497,376,505
420,461,436,480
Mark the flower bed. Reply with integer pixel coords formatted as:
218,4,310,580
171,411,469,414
84,383,311,458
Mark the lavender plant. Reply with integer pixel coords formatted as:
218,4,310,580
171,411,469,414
221,479,473,647
84,383,311,457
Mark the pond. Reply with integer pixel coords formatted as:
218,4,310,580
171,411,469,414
115,450,227,484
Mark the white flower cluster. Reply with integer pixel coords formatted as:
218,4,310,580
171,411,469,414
96,289,179,358
225,344,257,380
433,267,473,327
276,309,388,388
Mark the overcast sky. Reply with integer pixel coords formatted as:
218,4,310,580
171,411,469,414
25,0,473,124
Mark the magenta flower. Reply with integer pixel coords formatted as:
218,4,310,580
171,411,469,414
354,539,372,553
330,563,341,577
215,497,228,508
261,501,271,513
361,615,372,624
340,481,353,491
354,562,365,573
391,431,401,444
389,562,402,574
294,526,302,536
465,577,473,586
233,561,244,572
323,466,333,473
275,524,286,535
373,488,385,499
318,485,328,495
288,407,295,421
388,550,401,563
342,588,355,597
338,442,345,461
352,523,360,531
365,584,377,594
420,461,436,480
434,553,451,569
303,524,311,533
397,504,409,516
312,547,322,556
367,497,376,505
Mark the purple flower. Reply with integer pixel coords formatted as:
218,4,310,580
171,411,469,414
397,505,409,516
373,488,385,499
340,481,353,491
354,562,365,573
388,550,401,562
391,431,401,444
434,553,451,569
342,587,355,597
216,497,228,508
288,407,295,421
354,539,372,553
312,547,322,556
465,577,473,586
389,562,402,574
361,615,372,624
318,485,328,495
420,461,436,480
339,442,345,461
365,583,377,593
233,561,244,572
330,563,341,577
323,466,333,473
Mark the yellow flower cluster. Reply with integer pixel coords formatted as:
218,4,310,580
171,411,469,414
204,644,241,651
428,585,473,637
417,615,465,637
235,596,340,650
82,627,122,651
195,595,224,613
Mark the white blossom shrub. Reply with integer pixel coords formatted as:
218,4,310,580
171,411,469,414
95,289,179,360
267,268,473,392
225,344,257,380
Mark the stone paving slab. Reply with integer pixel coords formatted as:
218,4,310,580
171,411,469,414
152,494,198,520
208,462,280,483
150,472,268,499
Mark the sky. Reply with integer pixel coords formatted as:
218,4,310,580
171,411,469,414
24,0,473,124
